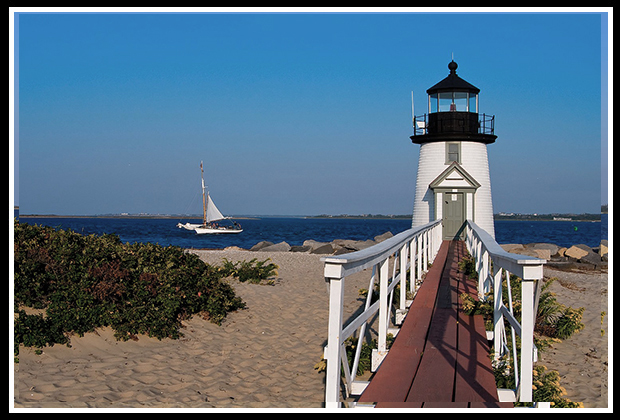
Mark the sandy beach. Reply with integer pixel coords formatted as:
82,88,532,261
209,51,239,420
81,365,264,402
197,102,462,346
537,266,609,408
13,249,609,409
13,249,370,408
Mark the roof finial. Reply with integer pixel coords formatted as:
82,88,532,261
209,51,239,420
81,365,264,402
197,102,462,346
448,58,458,74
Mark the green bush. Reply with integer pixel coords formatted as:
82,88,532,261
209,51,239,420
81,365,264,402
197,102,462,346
221,257,279,284
13,220,246,351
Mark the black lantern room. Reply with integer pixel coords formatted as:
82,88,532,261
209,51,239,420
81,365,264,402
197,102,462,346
411,61,496,144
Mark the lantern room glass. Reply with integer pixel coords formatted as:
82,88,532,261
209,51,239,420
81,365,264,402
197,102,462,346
428,91,478,113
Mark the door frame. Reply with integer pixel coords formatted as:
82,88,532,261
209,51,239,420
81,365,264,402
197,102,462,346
433,187,475,240
441,191,465,240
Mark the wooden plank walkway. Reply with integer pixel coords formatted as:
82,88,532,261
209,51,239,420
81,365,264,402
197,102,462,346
358,240,512,408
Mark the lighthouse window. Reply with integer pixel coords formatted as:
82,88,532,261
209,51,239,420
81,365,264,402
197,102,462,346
438,92,453,112
446,142,461,164
469,93,478,113
454,92,468,111
429,93,438,113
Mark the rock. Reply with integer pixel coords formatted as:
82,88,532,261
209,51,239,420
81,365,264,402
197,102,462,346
290,245,311,253
374,232,393,243
250,241,274,251
331,239,376,252
333,247,354,256
500,244,525,253
310,243,334,255
531,248,551,260
528,243,561,257
565,245,589,260
574,244,594,253
303,240,329,252
258,241,291,252
224,246,246,252
557,247,567,257
501,245,549,260
599,240,608,257
351,239,376,250
565,244,602,267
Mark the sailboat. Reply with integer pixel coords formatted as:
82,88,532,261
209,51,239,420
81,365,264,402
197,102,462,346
177,162,243,235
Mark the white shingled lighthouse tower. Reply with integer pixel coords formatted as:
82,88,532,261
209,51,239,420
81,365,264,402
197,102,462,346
411,60,497,239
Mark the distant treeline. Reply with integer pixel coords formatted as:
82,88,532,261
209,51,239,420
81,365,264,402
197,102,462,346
494,213,601,222
307,214,411,219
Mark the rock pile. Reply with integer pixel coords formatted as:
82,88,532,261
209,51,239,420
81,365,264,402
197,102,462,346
242,234,607,270
500,240,608,270
247,232,395,256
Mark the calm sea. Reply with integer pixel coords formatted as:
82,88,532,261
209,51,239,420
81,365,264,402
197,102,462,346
16,213,607,250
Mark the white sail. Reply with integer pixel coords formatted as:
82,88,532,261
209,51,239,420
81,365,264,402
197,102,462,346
178,161,242,235
205,192,226,223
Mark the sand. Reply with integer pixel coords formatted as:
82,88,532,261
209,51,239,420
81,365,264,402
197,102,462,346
13,249,609,409
13,249,370,409
537,266,609,408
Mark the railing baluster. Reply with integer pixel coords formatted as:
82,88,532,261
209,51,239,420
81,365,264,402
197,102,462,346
465,220,545,405
377,257,389,356
322,220,442,407
399,243,408,312
493,267,503,360
519,279,536,402
324,271,344,408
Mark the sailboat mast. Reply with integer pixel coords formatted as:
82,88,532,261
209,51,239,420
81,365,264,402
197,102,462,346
201,161,207,226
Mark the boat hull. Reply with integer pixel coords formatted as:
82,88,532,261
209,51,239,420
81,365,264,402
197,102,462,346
194,227,243,235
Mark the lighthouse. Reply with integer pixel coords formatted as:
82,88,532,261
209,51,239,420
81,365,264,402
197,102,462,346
411,60,497,239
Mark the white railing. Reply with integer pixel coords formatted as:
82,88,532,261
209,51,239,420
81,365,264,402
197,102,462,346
465,220,546,404
322,220,442,408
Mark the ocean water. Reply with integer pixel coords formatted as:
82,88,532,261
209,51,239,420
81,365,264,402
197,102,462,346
16,214,607,250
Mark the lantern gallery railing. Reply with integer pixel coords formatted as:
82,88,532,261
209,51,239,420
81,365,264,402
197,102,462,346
321,220,442,408
413,112,495,137
464,220,546,404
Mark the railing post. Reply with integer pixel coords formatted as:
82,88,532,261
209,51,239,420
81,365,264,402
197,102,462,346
423,231,429,272
519,278,537,403
399,243,408,311
325,272,345,408
416,234,422,283
377,258,389,354
493,267,503,361
479,249,489,300
410,236,417,295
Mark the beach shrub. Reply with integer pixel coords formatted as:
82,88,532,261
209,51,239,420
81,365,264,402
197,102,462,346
220,257,279,284
528,365,583,408
458,254,478,279
13,220,246,351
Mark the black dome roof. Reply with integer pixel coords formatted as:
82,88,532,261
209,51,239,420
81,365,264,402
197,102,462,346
426,61,480,95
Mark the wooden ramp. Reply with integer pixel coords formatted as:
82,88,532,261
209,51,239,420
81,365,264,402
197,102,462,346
358,240,512,408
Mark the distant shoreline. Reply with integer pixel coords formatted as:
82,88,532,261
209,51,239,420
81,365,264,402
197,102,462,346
18,213,603,222
494,213,601,222
18,214,260,220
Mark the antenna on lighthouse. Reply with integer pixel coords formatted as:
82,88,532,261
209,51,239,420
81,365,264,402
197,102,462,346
411,91,415,128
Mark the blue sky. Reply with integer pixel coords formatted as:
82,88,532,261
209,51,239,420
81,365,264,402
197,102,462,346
11,9,610,216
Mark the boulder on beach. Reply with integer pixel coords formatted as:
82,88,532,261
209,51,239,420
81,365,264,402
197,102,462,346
290,245,312,253
250,241,274,251
565,244,602,267
500,244,526,253
258,241,291,252
374,232,393,243
528,243,560,257
331,239,376,253
564,245,589,260
302,239,328,252
599,240,608,259
310,243,334,255
500,243,549,259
